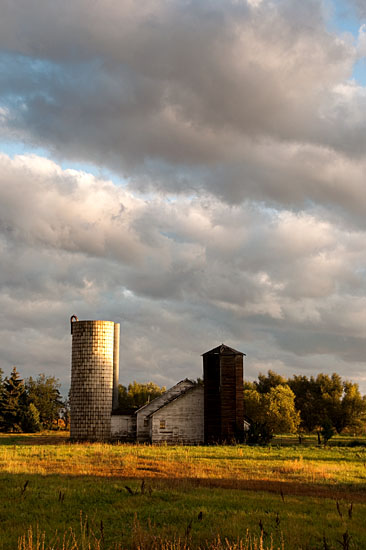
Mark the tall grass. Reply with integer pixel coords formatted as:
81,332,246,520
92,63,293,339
0,436,365,549
18,515,283,550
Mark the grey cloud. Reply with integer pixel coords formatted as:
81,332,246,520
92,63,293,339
0,0,365,212
349,1,366,19
0,154,365,393
1,0,366,394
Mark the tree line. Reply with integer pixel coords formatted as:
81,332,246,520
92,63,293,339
118,381,167,410
2,366,364,443
0,367,66,432
244,370,366,444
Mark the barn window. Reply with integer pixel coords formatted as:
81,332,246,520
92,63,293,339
143,418,148,427
160,419,166,429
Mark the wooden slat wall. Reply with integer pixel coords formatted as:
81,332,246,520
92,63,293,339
220,355,237,441
136,379,194,442
235,355,244,435
151,386,204,444
203,354,221,443
204,351,244,443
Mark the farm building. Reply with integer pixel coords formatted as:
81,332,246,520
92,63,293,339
69,316,245,444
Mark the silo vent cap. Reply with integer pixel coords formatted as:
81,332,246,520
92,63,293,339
70,315,79,334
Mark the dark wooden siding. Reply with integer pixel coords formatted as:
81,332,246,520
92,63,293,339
203,350,244,443
220,355,237,441
203,354,221,443
235,355,244,437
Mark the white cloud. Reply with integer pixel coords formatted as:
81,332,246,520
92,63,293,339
0,0,363,207
1,1,366,393
0,154,365,391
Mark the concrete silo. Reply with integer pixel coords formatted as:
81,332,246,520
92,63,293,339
70,316,120,441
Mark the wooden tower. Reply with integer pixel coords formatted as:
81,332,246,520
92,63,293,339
203,344,245,443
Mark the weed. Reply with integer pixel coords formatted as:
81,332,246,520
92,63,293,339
21,480,29,496
337,531,351,550
18,522,283,550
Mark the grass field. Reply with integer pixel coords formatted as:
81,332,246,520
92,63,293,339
1,433,366,550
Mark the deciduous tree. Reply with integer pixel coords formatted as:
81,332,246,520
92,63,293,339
244,384,300,443
254,370,287,394
118,381,166,410
25,374,63,429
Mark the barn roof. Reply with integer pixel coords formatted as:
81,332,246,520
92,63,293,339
135,378,195,414
146,384,203,418
202,344,246,356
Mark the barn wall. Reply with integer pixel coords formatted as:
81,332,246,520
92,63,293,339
136,379,195,442
150,386,204,444
111,414,136,439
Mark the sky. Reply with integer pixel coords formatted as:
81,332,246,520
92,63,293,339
0,0,366,396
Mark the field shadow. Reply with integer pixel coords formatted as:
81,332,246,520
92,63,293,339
0,432,70,446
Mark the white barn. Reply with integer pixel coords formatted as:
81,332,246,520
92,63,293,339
111,379,204,444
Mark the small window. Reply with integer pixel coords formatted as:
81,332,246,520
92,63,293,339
143,418,148,427
160,419,166,429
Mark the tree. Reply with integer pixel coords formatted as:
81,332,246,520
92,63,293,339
0,368,4,427
316,373,343,431
21,402,42,433
266,385,301,434
25,374,64,429
244,384,300,444
289,373,366,434
254,370,287,394
288,375,323,432
118,381,166,410
320,421,335,445
338,382,366,434
60,398,70,429
0,367,27,432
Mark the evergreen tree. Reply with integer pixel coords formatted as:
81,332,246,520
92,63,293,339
21,402,42,433
0,367,26,432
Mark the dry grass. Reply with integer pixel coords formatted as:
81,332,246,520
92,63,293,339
1,437,366,504
0,436,365,550
18,516,284,550
0,440,364,485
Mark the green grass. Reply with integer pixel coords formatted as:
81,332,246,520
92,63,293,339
3,473,366,550
1,434,366,549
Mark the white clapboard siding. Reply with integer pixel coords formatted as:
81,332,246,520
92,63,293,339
136,379,195,442
150,385,204,444
111,414,136,439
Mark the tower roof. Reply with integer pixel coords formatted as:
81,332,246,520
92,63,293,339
202,344,246,356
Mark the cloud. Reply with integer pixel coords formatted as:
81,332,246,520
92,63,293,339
349,0,366,19
0,0,365,213
0,1,366,394
0,154,365,392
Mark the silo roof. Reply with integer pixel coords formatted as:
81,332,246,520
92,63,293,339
202,344,246,356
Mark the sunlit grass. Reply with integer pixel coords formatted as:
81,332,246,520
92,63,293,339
1,435,366,491
1,434,366,549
